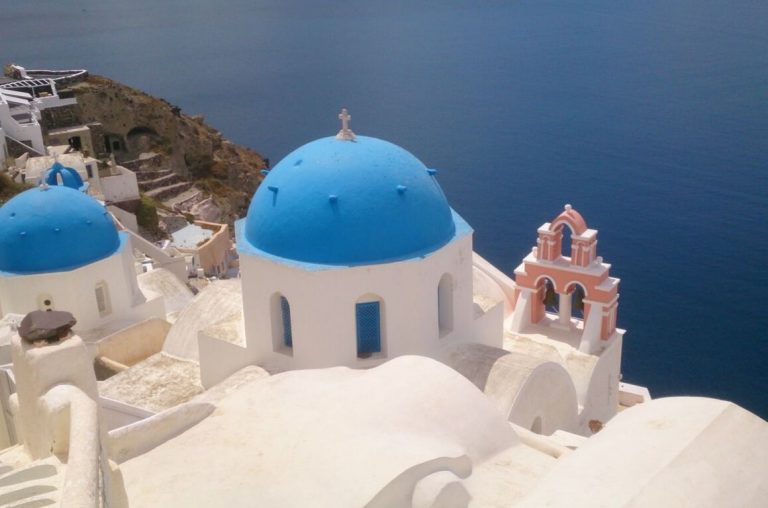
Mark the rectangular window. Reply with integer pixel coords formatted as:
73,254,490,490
95,284,110,317
356,301,381,358
280,296,293,348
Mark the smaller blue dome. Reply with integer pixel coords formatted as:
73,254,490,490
0,186,120,274
41,161,88,192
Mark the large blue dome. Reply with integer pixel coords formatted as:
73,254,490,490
0,186,120,274
244,136,457,265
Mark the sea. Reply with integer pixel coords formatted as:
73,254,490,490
2,0,766,418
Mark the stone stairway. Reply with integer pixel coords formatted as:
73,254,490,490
145,181,194,201
138,170,182,192
0,456,62,507
134,166,194,202
135,169,173,182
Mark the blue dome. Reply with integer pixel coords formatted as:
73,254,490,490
244,136,456,265
0,186,120,274
41,161,88,191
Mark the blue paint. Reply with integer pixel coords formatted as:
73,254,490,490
356,301,381,356
244,136,456,266
235,209,472,271
0,186,121,274
42,162,88,192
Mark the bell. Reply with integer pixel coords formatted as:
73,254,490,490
574,291,584,311
543,286,558,308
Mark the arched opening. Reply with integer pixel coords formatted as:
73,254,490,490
126,126,161,153
37,294,54,312
554,223,574,259
438,273,454,337
270,293,293,355
356,295,384,359
566,283,587,320
94,281,111,317
530,416,543,434
540,278,559,314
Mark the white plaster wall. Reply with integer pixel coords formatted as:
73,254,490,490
96,318,170,366
99,396,154,431
101,167,139,202
11,334,99,458
516,397,768,508
507,363,579,434
0,243,159,334
439,343,578,435
0,368,14,448
108,206,138,232
0,102,44,154
198,335,250,388
469,300,505,348
240,235,483,371
472,253,518,317
577,334,623,433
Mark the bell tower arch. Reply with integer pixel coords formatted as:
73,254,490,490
510,205,620,354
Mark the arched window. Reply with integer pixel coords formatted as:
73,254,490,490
556,223,574,259
37,294,54,312
438,274,454,336
94,281,111,317
568,283,587,319
270,293,293,354
280,296,292,347
356,297,383,359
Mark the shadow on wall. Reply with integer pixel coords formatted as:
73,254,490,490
441,343,511,395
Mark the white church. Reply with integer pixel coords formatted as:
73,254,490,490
0,169,165,355
0,111,765,507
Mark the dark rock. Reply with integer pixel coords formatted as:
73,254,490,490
18,310,77,344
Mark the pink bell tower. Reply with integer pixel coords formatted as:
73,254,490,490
508,205,622,354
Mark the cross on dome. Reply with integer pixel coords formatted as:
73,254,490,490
336,108,356,141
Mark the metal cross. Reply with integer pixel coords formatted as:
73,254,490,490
336,108,356,141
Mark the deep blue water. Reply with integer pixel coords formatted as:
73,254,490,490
2,0,767,418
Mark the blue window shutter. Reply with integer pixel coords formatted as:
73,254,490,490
356,302,381,356
280,296,293,347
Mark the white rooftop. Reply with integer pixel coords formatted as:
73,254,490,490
171,223,213,250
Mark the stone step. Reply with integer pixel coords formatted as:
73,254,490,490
145,182,194,201
135,169,174,182
138,173,182,191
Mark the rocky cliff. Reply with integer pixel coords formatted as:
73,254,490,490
49,74,266,222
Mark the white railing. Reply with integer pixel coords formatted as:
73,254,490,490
43,385,103,507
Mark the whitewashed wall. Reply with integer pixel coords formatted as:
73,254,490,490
0,236,163,335
237,234,495,372
101,166,139,203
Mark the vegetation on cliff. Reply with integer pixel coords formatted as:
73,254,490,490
67,74,267,222
0,173,29,205
135,195,161,234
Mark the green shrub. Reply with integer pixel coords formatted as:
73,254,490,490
0,172,30,205
136,194,160,230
